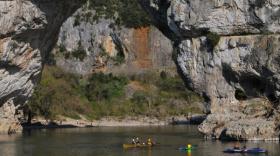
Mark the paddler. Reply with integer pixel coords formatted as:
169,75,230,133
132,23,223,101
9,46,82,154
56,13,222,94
147,138,152,145
132,138,136,144
242,145,247,151
136,137,140,144
187,144,192,149
233,143,240,150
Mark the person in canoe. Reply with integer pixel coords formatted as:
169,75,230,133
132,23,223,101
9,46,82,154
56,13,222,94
136,137,140,144
147,138,157,146
233,143,240,150
132,138,136,144
147,138,152,146
241,145,247,152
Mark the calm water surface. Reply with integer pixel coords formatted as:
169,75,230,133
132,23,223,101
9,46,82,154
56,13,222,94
0,125,279,156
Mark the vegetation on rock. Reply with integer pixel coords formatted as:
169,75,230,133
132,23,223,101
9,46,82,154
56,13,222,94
71,43,87,61
206,32,220,50
27,66,203,120
57,42,87,61
75,0,151,28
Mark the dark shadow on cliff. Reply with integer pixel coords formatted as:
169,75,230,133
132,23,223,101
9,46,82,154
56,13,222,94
139,0,190,92
170,115,207,125
139,0,209,41
12,0,86,65
221,63,277,103
7,0,86,126
139,0,211,114
172,42,210,114
138,0,178,42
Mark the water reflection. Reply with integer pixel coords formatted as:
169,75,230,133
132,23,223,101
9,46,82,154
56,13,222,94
0,126,279,156
186,150,191,156
0,134,19,156
147,148,152,156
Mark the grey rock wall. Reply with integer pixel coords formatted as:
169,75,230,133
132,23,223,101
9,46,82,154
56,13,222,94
143,0,280,140
55,7,175,75
144,0,280,37
1,0,280,139
0,0,83,134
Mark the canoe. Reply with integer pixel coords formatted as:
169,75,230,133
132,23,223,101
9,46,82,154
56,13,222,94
179,145,198,151
123,143,153,148
223,148,267,153
179,147,193,151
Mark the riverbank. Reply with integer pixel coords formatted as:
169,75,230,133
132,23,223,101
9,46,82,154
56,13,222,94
22,114,206,130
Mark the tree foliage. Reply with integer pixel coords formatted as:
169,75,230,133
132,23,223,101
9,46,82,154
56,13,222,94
77,0,151,28
85,73,128,102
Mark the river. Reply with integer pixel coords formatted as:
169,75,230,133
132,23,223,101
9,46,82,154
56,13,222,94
0,125,279,156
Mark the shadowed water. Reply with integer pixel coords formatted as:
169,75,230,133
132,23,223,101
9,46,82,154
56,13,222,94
0,126,279,156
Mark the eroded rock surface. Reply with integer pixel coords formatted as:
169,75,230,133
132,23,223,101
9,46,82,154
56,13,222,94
180,36,280,140
143,0,280,140
143,0,280,37
0,0,83,134
55,7,174,75
1,0,280,140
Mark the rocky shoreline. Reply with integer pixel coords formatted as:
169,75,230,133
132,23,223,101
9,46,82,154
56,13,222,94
21,115,206,130
21,114,280,142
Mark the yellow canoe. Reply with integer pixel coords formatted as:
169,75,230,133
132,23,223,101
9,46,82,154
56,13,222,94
123,143,153,148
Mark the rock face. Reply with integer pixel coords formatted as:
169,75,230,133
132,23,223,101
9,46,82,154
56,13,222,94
1,0,280,140
180,35,280,140
143,0,280,140
143,0,280,37
55,8,175,75
0,0,83,134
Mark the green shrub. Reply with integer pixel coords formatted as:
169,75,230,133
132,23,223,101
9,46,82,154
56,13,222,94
73,14,81,27
85,73,128,102
116,0,151,28
160,71,167,80
58,44,66,53
77,0,151,28
206,32,220,49
72,41,87,61
131,91,149,106
27,66,92,120
112,50,125,65
235,89,247,100
57,43,86,61
28,66,203,120
72,48,87,61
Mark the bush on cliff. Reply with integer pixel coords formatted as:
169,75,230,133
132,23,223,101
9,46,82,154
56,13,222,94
206,32,220,50
71,47,87,61
57,42,87,61
76,0,151,28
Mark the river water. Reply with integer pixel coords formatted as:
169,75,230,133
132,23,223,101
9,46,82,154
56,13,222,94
0,125,279,156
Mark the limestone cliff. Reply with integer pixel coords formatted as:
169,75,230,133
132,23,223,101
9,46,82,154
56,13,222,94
29,2,203,123
1,0,280,140
54,7,174,75
142,0,280,140
0,0,83,134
